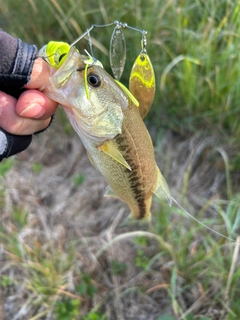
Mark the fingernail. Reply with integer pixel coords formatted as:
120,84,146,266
20,103,45,118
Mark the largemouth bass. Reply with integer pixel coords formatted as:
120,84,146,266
41,47,171,221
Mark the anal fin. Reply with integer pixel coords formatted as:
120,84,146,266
104,186,119,198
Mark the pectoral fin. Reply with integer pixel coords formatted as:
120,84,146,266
98,140,131,171
154,166,172,206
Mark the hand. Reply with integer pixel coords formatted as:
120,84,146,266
0,58,58,135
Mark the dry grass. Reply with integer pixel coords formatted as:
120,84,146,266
1,117,240,319
1,1,240,318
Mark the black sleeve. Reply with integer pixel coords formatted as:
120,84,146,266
0,29,38,98
0,129,32,162
0,30,38,162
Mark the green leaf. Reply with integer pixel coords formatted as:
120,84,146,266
73,174,84,187
83,312,108,320
111,259,127,275
0,158,14,176
186,313,194,320
87,283,97,298
134,236,148,246
77,282,87,295
32,163,43,173
55,298,80,320
158,315,176,320
1,275,13,287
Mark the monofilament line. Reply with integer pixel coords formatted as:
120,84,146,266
172,197,240,244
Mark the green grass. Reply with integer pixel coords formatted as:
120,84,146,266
1,0,240,319
1,0,240,140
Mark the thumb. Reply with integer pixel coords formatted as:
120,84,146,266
24,58,51,89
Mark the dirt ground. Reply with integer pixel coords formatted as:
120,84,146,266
1,115,236,319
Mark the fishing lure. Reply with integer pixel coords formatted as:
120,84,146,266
110,21,126,80
39,21,155,116
129,31,155,119
38,41,70,68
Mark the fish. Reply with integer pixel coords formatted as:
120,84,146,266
41,47,172,221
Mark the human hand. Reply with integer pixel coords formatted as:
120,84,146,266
0,57,58,135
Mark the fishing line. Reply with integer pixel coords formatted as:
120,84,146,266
171,196,240,244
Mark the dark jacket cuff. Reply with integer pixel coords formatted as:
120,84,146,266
0,30,38,98
0,129,32,162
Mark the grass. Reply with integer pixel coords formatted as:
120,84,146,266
1,194,240,319
0,0,240,319
1,0,240,140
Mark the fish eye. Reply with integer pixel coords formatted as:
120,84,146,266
87,73,101,87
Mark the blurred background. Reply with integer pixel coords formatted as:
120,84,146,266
0,1,240,319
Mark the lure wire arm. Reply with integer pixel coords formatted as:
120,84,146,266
70,21,147,48
69,21,149,81
70,22,116,47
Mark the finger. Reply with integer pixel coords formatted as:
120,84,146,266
24,57,51,89
16,89,58,119
0,91,51,135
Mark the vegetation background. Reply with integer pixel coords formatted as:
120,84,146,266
0,0,240,319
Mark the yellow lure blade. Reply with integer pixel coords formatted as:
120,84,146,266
129,53,155,119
